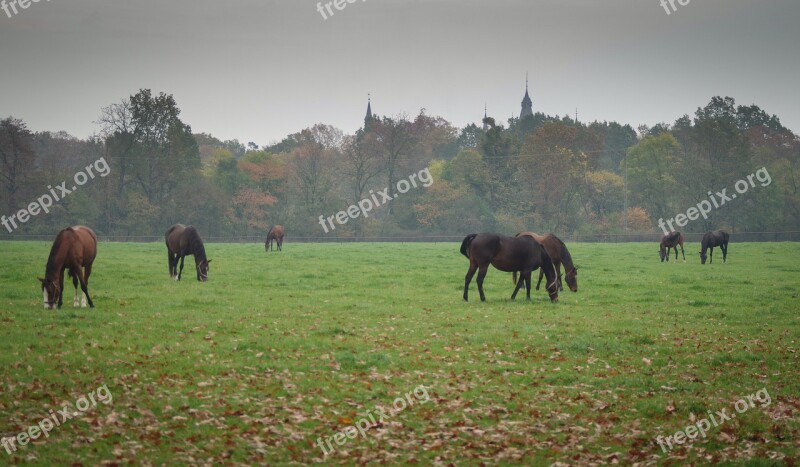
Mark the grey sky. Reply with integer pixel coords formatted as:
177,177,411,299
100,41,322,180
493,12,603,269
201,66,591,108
1,0,798,145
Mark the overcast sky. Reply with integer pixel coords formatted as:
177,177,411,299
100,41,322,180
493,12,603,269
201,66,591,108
1,0,798,145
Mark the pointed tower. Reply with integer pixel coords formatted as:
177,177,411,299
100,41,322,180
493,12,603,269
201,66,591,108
364,94,374,130
520,73,533,119
482,104,489,131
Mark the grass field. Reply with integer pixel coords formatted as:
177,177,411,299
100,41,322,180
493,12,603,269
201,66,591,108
1,240,798,465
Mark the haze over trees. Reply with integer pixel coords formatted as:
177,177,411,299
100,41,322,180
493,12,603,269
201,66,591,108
1,91,797,238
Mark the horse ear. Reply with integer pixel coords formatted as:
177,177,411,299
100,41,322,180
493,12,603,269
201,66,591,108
207,259,212,264
37,277,44,284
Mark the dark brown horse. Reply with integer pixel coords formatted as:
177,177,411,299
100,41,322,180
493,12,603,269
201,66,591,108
265,225,285,252
700,230,729,264
514,232,578,292
460,233,559,302
659,231,686,262
38,225,97,309
165,224,211,281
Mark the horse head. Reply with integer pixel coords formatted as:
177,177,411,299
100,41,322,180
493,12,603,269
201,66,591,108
38,277,60,309
565,267,578,292
659,247,667,262
699,250,707,264
197,259,211,281
546,280,559,302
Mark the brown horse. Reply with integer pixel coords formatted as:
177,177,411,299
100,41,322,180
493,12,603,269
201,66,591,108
265,225,285,252
38,226,97,309
165,224,211,281
700,230,729,264
460,233,558,302
514,232,578,292
659,231,686,262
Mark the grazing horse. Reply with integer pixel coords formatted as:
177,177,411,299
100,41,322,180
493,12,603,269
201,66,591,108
265,225,285,252
165,224,211,281
460,233,559,302
700,230,729,264
659,231,686,262
38,225,97,309
513,232,578,292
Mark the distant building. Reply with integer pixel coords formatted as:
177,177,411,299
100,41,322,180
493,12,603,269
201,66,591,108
520,75,533,119
481,75,533,128
364,94,377,130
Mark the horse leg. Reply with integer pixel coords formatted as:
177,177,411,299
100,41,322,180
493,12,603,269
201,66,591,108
463,264,478,301
82,264,92,307
278,238,282,251
511,270,526,300
722,243,727,262
178,255,185,281
535,269,544,290
57,270,65,309
680,242,686,262
168,252,175,278
709,247,714,264
476,265,489,302
525,270,532,300
75,268,93,308
72,271,80,307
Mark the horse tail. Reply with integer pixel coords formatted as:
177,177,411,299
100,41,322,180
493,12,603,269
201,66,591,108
512,271,518,285
460,234,478,259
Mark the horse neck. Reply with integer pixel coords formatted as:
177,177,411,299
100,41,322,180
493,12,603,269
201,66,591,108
193,240,207,262
45,237,68,282
559,242,574,271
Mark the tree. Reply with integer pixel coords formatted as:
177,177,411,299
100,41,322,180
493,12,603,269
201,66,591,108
341,132,383,233
0,117,35,213
97,89,201,233
625,133,681,223
457,123,483,150
589,121,638,173
374,115,416,215
516,123,590,232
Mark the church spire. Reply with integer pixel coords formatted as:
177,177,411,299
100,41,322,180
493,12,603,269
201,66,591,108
364,93,374,129
520,73,533,119
483,104,489,131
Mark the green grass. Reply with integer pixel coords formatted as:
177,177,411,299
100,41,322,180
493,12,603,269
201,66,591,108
0,241,798,465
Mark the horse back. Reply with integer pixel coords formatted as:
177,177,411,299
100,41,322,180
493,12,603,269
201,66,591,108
165,224,187,253
71,226,97,265
518,232,561,264
267,224,285,240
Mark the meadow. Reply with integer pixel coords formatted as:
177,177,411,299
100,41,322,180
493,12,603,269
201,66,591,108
0,240,798,465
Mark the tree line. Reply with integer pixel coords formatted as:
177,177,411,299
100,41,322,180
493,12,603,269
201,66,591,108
1,91,798,239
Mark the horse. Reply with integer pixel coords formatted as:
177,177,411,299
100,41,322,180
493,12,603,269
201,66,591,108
38,225,97,309
265,224,285,252
513,232,578,292
659,231,686,262
700,230,729,264
165,224,211,281
460,233,559,302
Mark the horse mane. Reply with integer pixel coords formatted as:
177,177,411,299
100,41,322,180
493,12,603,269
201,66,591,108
45,227,75,280
556,237,575,271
